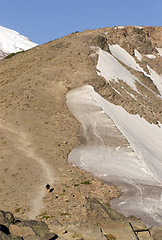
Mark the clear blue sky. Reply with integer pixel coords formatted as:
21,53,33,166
0,0,162,45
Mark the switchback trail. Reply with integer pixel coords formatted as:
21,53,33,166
0,123,54,219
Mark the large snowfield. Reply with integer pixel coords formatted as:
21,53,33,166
0,26,37,54
67,46,162,226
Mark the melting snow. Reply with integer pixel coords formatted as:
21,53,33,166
156,47,162,57
109,44,144,72
122,87,137,100
98,45,162,98
96,47,140,93
67,85,162,226
134,49,142,61
145,54,156,59
147,65,162,96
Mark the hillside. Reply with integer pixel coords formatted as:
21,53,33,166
0,26,162,240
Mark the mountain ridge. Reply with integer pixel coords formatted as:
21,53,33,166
0,25,162,240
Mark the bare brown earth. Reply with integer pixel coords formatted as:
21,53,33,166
0,26,162,239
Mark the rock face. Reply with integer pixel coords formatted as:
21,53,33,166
0,210,58,240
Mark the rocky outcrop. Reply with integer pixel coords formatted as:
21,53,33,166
0,210,58,240
92,35,110,52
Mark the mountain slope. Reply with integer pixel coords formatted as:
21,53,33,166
0,26,38,59
0,26,162,239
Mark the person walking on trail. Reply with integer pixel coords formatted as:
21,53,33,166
46,183,50,193
46,183,54,193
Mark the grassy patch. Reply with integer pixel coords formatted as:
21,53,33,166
15,208,21,213
39,212,55,220
60,212,71,216
105,233,116,240
81,180,91,185
5,50,24,59
72,232,81,238
74,183,80,187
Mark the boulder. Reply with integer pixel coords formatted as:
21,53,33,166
92,35,110,52
9,224,35,237
0,211,15,227
151,226,162,240
0,211,58,240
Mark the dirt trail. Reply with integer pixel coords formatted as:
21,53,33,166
0,123,54,219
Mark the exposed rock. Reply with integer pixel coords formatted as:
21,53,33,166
0,231,23,240
92,35,110,52
150,227,162,240
9,224,35,237
0,211,15,227
0,211,58,240
67,222,108,240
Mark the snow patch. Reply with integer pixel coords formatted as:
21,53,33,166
134,49,142,61
122,87,137,100
156,47,162,57
147,65,162,96
96,47,140,93
99,45,162,98
114,26,125,29
134,26,144,29
109,44,144,72
145,54,156,59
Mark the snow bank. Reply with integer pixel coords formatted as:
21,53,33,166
92,86,162,183
67,85,162,226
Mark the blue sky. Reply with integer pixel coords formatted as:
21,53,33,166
0,0,162,45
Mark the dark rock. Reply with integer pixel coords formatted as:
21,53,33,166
92,35,110,52
9,224,35,238
4,213,15,224
0,211,15,227
0,211,58,240
44,232,58,239
0,224,10,235
23,236,42,240
0,231,23,239
16,220,49,238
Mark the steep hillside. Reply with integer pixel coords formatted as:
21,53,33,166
0,26,162,240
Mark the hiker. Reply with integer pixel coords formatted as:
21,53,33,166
46,183,54,193
46,183,50,193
